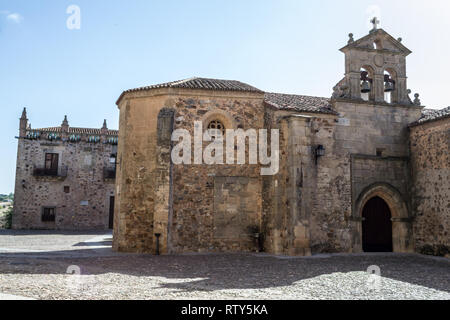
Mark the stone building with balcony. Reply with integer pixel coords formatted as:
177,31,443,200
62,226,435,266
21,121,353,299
113,21,449,256
12,109,118,230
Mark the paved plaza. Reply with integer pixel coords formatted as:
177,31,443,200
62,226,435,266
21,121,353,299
0,231,448,300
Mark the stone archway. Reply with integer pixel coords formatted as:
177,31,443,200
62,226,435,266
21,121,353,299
353,183,414,253
201,109,237,131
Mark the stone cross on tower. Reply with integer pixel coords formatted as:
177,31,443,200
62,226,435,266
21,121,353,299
370,17,380,32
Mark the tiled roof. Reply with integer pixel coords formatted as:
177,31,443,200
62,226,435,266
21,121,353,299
117,77,263,104
30,127,118,136
119,77,338,115
410,107,450,127
34,127,61,133
264,92,337,115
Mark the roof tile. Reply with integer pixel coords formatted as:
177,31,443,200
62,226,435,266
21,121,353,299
30,127,118,136
410,107,450,126
121,77,263,95
264,92,337,115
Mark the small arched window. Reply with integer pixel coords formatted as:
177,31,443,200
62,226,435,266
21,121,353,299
360,67,373,101
384,70,396,104
207,120,226,135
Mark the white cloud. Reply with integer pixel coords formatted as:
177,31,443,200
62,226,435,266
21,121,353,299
6,13,23,23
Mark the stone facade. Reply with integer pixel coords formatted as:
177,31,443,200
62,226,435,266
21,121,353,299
410,116,450,256
12,110,118,230
113,88,265,253
107,23,448,256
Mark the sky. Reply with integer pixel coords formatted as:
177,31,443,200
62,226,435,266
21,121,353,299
0,0,449,194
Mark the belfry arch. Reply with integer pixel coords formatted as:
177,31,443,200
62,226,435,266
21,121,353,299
353,183,414,253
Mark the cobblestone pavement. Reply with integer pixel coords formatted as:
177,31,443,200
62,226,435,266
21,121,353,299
0,231,449,300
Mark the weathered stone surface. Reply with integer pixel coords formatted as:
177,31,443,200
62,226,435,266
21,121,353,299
113,88,265,254
410,118,450,256
13,113,117,230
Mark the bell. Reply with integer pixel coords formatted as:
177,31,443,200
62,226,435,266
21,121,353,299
361,80,371,93
384,81,394,92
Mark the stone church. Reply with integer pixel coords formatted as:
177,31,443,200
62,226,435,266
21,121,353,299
112,21,449,256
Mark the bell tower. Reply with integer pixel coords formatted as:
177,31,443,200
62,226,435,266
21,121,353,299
336,18,413,105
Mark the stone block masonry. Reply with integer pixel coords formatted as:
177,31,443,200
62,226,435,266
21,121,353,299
410,117,450,256
12,110,118,230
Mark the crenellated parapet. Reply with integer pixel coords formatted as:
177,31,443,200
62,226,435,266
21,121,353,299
23,115,118,145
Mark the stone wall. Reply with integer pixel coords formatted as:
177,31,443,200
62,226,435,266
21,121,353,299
263,99,422,255
113,88,266,254
262,108,350,255
170,93,264,253
333,99,421,253
410,118,450,256
113,93,169,253
13,134,117,230
308,114,352,254
113,88,433,256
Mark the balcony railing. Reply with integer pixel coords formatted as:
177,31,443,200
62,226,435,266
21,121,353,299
103,167,116,180
33,166,68,178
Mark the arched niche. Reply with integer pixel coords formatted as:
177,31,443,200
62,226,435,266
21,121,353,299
201,109,237,132
384,68,398,104
360,65,375,101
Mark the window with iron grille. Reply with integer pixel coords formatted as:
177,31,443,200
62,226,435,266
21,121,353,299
42,207,56,222
207,120,225,135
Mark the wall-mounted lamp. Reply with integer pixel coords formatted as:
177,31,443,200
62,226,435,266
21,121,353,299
315,145,325,165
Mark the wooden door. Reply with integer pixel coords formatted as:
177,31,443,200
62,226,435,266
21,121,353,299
362,196,393,252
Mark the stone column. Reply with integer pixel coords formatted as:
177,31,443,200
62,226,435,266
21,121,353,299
286,115,313,256
153,108,175,254
392,218,415,253
396,77,408,105
373,74,385,103
348,72,361,99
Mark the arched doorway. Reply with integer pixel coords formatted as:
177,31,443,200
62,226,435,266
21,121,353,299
362,196,393,252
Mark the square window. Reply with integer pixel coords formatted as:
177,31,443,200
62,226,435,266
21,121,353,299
64,186,70,193
42,207,56,222
376,148,385,157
